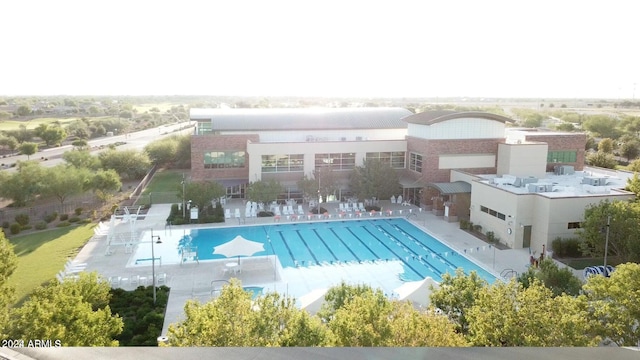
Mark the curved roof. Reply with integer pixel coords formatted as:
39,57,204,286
190,107,413,131
426,181,472,194
402,111,514,126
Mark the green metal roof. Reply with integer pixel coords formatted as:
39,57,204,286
426,181,471,194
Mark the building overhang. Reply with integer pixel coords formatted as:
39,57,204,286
425,181,472,194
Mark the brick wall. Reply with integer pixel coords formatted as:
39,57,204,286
190,134,259,182
524,133,586,171
406,137,502,183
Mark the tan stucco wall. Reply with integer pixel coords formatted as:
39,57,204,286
496,142,548,178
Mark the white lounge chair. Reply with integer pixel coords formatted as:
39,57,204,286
297,205,304,215
225,208,231,219
156,273,167,285
397,195,403,204
287,205,294,215
234,208,241,218
358,202,365,211
275,206,282,216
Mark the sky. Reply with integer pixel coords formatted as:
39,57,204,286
2,0,639,99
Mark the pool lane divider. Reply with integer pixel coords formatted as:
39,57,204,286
359,224,428,279
274,230,298,267
312,229,340,262
328,228,363,263
295,230,320,266
390,221,458,271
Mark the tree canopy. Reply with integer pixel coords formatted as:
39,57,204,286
349,158,401,200
8,272,123,346
0,230,18,339
247,179,283,204
517,258,582,297
577,200,640,263
180,180,226,214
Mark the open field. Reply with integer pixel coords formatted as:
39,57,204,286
6,223,96,304
0,117,81,131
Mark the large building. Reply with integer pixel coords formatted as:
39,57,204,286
189,107,634,251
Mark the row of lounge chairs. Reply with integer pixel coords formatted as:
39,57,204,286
108,273,167,288
339,202,366,212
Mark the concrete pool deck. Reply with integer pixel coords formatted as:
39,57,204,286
71,199,549,340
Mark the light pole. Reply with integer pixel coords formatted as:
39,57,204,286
181,173,186,219
150,229,162,304
604,215,610,276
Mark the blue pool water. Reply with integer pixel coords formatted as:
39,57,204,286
179,218,496,283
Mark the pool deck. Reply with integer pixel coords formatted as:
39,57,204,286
71,199,551,341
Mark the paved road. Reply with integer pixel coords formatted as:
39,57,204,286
1,122,195,172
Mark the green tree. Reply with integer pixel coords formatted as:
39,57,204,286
71,139,88,150
0,230,18,339
144,138,178,166
317,281,382,323
247,179,283,204
577,200,640,263
517,258,582,296
173,135,191,168
5,125,33,143
349,158,401,200
626,173,640,197
18,141,38,159
62,149,102,170
429,268,487,334
0,136,19,155
9,272,123,346
583,262,640,346
597,138,614,153
620,140,640,161
555,122,575,131
167,279,333,346
0,161,44,206
586,151,617,169
467,279,597,346
297,167,339,203
91,169,122,202
582,115,621,139
99,149,151,180
181,180,226,215
15,105,31,116
41,165,91,205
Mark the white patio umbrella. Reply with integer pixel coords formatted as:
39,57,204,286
213,235,265,260
393,277,439,308
299,288,328,315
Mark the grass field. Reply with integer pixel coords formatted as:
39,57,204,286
7,223,96,304
142,169,185,195
0,117,80,131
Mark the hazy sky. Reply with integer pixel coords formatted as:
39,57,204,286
2,0,639,99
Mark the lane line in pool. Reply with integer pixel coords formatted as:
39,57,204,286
389,221,458,271
312,229,339,262
295,230,320,266
275,230,298,266
328,228,363,262
360,224,427,279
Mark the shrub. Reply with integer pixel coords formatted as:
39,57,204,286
14,213,30,226
80,218,92,224
459,219,469,230
257,211,275,217
35,222,47,230
473,224,482,233
21,225,32,231
59,214,69,221
9,223,21,235
44,212,58,223
310,206,328,215
364,205,381,212
74,207,83,216
486,231,495,243
1,221,9,229
552,237,582,258
56,221,71,227
68,216,81,223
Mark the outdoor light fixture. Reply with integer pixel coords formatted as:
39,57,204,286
150,229,162,304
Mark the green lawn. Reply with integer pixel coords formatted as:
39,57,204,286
0,117,80,131
558,256,623,270
142,169,185,195
7,223,96,304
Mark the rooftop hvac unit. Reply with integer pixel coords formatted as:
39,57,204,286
582,177,606,186
527,183,548,193
521,177,538,186
340,137,347,141
554,165,575,175
356,136,363,141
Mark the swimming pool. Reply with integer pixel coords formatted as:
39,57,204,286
178,218,496,284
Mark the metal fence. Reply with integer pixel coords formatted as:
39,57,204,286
133,192,181,206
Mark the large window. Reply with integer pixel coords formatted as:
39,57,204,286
262,154,304,173
480,205,506,221
315,153,356,170
366,152,405,169
548,150,577,163
204,151,245,168
409,152,423,173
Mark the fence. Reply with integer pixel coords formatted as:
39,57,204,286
133,192,181,206
0,195,100,225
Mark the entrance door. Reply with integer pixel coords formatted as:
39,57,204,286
522,225,532,248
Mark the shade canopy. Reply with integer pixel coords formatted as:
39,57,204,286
298,288,328,315
213,235,265,258
394,277,439,307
